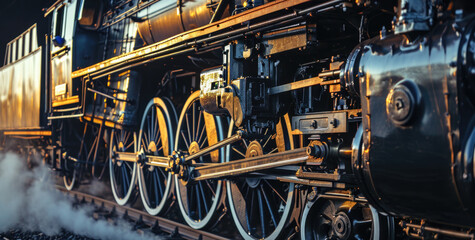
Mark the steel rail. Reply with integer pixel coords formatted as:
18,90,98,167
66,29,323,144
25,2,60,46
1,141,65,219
56,186,230,240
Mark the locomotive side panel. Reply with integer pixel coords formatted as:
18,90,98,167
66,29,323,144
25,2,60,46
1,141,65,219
0,25,43,130
51,0,77,102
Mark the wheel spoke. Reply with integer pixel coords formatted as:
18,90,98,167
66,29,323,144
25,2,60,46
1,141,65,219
124,161,133,171
196,122,206,146
262,133,272,149
200,136,208,149
185,113,192,145
147,115,152,142
123,165,130,187
124,131,130,148
249,190,255,231
143,130,150,149
195,185,202,220
267,147,278,154
181,130,190,149
154,169,164,197
204,180,216,196
151,107,156,142
261,185,277,227
121,166,127,197
155,119,161,144
195,109,202,142
232,146,246,158
257,190,266,238
264,180,286,204
153,171,160,205
198,181,209,213
126,140,134,151
187,186,193,216
192,102,196,142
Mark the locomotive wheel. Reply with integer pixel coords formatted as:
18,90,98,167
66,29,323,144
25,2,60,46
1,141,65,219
175,91,226,229
109,129,137,206
63,159,79,190
137,97,177,215
226,115,295,240
300,198,395,240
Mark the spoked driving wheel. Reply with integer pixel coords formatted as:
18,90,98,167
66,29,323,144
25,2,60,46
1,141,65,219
60,120,83,191
226,115,295,240
300,198,395,240
175,91,226,229
137,98,177,215
110,129,137,205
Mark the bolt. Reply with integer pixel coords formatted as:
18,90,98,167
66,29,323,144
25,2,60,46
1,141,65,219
330,118,339,128
395,98,404,110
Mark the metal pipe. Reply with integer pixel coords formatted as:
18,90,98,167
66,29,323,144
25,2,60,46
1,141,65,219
319,193,368,203
319,69,341,79
186,130,244,162
84,0,343,79
209,0,230,23
114,152,138,162
48,113,84,120
148,156,170,168
53,106,82,112
87,88,128,102
338,148,352,158
193,148,308,181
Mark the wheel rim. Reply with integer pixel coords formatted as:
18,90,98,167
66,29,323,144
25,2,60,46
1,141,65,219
110,129,137,205
226,115,295,240
175,91,225,229
300,198,395,240
63,160,78,191
137,98,176,215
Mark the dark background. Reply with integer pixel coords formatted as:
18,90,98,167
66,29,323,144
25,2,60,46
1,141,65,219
0,0,55,67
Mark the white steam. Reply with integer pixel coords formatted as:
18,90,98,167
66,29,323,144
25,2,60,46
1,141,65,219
0,152,157,240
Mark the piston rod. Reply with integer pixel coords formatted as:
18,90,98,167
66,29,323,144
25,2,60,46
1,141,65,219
186,130,244,163
192,148,308,181
114,131,244,168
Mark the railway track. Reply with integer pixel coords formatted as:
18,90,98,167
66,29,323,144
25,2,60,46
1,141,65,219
55,186,230,240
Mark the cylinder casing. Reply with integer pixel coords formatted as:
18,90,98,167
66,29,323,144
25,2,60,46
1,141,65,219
351,16,475,227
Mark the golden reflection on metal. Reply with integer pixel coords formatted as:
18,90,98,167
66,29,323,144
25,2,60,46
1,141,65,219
4,130,52,136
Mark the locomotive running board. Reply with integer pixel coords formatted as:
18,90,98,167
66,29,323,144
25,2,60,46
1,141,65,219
71,0,343,79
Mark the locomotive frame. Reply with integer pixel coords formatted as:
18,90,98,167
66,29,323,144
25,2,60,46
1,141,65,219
0,0,474,239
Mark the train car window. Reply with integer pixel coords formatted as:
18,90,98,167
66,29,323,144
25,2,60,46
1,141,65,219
55,5,65,37
78,0,102,29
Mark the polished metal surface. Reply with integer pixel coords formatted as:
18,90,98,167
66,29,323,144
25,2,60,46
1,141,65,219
136,0,213,45
84,70,141,126
351,17,475,227
0,47,42,130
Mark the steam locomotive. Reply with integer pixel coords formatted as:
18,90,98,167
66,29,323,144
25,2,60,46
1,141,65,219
0,0,474,239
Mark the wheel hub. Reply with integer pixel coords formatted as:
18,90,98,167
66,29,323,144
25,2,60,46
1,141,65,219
148,141,157,153
246,140,264,158
189,141,200,155
245,141,264,188
118,141,125,151
332,212,351,240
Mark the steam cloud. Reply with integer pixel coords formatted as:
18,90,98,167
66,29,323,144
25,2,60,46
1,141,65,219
0,152,157,240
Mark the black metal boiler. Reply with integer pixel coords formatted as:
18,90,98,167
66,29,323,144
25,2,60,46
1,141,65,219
346,14,475,227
